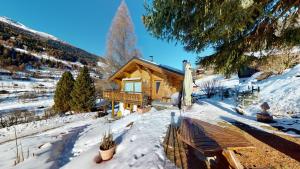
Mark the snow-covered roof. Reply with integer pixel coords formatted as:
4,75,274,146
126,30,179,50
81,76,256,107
139,58,184,75
109,57,184,81
0,69,10,73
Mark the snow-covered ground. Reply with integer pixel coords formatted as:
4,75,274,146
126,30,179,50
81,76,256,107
195,64,300,117
246,64,300,117
0,76,57,115
194,64,300,135
0,64,299,169
0,100,293,169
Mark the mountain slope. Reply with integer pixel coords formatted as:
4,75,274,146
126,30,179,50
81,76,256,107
0,16,59,41
0,16,107,69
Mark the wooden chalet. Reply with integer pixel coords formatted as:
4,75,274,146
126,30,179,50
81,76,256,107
103,58,184,114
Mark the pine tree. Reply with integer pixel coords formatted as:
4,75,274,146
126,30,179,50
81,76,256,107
71,66,96,112
53,71,74,113
143,0,300,76
106,0,141,73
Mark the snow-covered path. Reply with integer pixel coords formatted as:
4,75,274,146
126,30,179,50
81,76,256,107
0,113,97,169
49,125,90,169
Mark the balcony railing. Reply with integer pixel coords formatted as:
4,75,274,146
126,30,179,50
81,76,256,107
103,90,146,105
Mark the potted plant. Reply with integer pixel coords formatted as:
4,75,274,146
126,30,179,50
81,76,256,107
99,132,116,161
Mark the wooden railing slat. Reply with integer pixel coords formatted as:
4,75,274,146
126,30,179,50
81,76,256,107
103,90,144,105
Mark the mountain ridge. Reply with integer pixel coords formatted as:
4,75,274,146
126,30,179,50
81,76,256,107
0,16,107,71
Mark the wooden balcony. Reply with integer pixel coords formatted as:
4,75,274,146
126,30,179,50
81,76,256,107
103,90,148,105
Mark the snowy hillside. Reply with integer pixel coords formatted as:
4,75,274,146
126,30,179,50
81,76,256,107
0,16,106,68
0,16,59,41
12,47,84,68
246,64,300,117
195,64,300,118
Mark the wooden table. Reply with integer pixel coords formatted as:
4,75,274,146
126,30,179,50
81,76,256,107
177,118,254,169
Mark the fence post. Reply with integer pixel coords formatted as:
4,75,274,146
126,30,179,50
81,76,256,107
111,91,115,118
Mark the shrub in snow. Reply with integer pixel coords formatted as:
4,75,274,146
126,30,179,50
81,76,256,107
53,71,74,113
200,79,219,98
99,131,116,160
71,66,96,112
0,90,9,94
100,132,115,150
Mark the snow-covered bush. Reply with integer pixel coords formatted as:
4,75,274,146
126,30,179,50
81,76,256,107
199,79,219,98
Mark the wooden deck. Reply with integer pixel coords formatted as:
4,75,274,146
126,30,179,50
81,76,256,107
103,90,145,105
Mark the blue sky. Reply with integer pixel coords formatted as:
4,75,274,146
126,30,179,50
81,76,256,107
0,0,214,69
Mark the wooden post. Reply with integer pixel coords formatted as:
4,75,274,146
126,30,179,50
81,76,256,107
111,100,115,118
145,68,153,101
111,91,115,118
123,93,126,113
222,149,244,169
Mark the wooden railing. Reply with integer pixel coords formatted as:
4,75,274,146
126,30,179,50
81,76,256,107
103,90,145,105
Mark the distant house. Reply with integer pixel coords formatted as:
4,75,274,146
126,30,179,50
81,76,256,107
0,69,12,76
103,58,184,112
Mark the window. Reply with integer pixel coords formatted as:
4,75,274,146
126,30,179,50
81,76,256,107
134,82,142,92
124,81,142,93
124,82,134,92
155,81,161,94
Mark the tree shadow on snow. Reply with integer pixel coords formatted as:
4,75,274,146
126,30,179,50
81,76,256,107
49,124,90,169
198,99,256,121
220,116,300,162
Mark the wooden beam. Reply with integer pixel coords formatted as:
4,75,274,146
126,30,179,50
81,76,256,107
135,64,143,74
145,68,153,100
222,149,244,169
123,72,131,78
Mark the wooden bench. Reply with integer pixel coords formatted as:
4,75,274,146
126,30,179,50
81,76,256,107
177,118,254,169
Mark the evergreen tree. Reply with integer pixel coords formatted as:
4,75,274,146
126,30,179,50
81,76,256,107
71,66,96,112
53,71,74,113
143,0,300,76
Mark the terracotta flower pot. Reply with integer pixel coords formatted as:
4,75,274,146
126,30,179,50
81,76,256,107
99,145,116,161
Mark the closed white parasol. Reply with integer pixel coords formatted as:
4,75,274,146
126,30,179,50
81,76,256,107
182,61,193,107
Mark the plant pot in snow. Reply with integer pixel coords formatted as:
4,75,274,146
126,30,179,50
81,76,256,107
99,132,116,161
257,113,274,123
99,145,116,161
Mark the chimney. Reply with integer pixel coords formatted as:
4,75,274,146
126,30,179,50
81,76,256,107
149,56,154,62
183,60,188,72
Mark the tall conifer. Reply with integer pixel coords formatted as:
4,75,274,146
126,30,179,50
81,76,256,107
53,71,74,113
71,66,96,112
